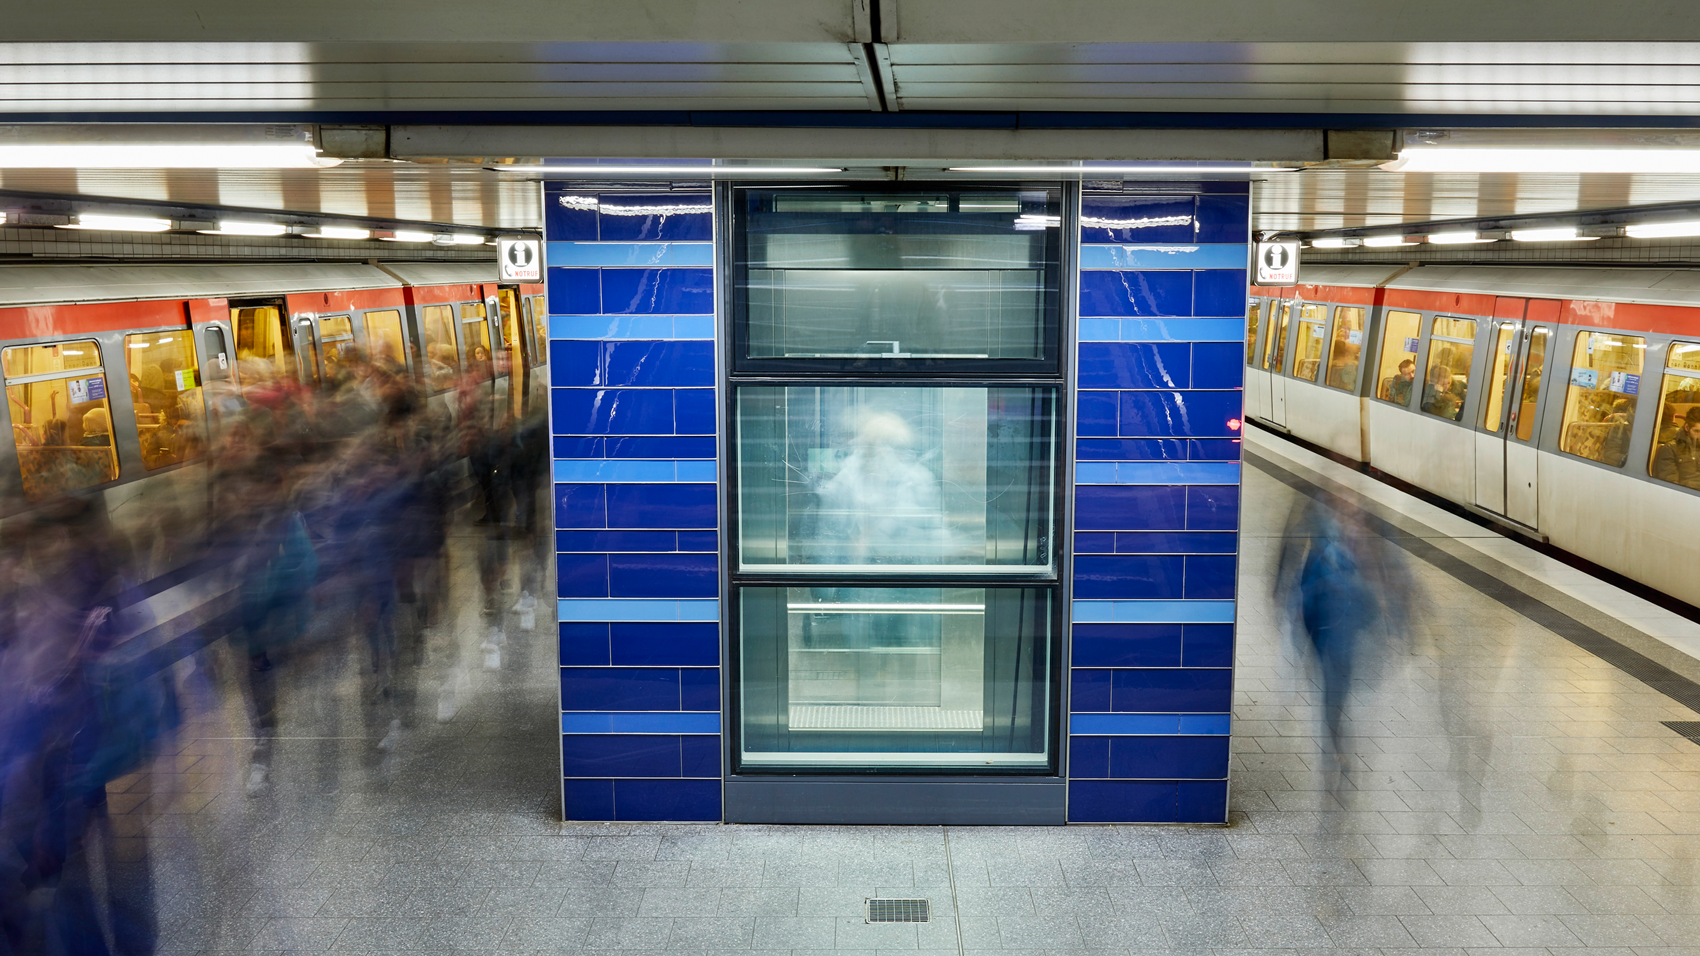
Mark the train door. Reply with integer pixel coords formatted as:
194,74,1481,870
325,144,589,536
292,315,323,387
229,299,304,389
497,287,526,417
1472,297,1555,527
1266,300,1291,428
316,314,356,383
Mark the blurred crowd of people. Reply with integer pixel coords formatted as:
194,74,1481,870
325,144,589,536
0,349,547,954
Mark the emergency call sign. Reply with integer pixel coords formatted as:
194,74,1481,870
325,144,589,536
1255,240,1300,286
498,238,542,282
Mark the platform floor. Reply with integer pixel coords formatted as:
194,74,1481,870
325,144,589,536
123,428,1700,955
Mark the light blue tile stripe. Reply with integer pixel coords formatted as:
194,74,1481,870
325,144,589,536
559,599,721,622
1075,462,1241,485
1072,600,1236,624
554,459,718,483
549,315,715,340
547,242,715,267
1078,318,1246,343
561,712,722,734
1069,713,1231,735
1079,245,1248,270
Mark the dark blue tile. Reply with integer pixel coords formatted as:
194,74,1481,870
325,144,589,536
1079,196,1196,244
1069,781,1177,823
1177,780,1229,823
1119,390,1243,438
677,531,718,552
681,735,722,778
1187,439,1242,461
554,436,605,458
551,340,604,385
548,268,602,315
1186,485,1240,531
563,735,681,778
1070,669,1112,712
674,389,717,435
1073,532,1116,553
610,553,718,598
1190,342,1245,389
606,484,717,529
598,193,712,242
611,622,720,667
561,668,680,711
601,268,714,315
1111,669,1232,712
1070,736,1111,778
562,779,615,821
1076,391,1119,437
544,189,600,240
1114,531,1237,554
607,436,717,459
1072,623,1183,667
680,668,720,711
1079,270,1193,317
1078,343,1190,389
557,553,609,598
604,341,715,387
1110,736,1230,779
1182,624,1235,667
1073,555,1183,600
557,530,676,552
1194,195,1250,243
1194,270,1249,318
1184,555,1237,600
559,623,611,666
553,388,675,435
1076,438,1187,461
614,779,720,822
1075,485,1186,531
556,484,606,529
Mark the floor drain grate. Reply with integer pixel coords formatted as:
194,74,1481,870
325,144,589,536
1663,721,1700,744
866,898,929,923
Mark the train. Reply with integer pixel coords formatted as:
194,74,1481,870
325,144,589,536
1247,264,1700,610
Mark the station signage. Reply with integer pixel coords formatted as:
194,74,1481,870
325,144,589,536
498,238,541,282
1254,240,1300,286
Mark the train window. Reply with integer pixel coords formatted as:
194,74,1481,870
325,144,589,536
1245,300,1262,365
530,294,548,367
1559,330,1645,467
1515,328,1550,442
462,302,494,383
123,330,203,470
1421,316,1476,422
1375,310,1421,406
202,327,231,382
1325,307,1365,391
421,304,460,392
232,306,293,386
1648,341,1700,490
1266,301,1291,373
2,340,120,498
1482,323,1518,433
319,315,357,381
1292,305,1327,382
363,310,406,371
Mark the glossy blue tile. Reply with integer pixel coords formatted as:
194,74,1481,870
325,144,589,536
1188,439,1242,461
614,779,720,822
561,668,680,711
557,553,609,598
559,623,611,666
1184,555,1237,600
1070,737,1111,778
548,268,602,315
1073,600,1235,624
1079,196,1195,244
553,388,675,435
1086,462,1241,485
1186,485,1240,531
677,531,718,552
1079,270,1192,317
559,598,720,622
547,241,714,267
1070,713,1185,735
1193,270,1249,318
1079,244,1246,270
562,735,680,778
555,484,606,529
1182,624,1235,667
562,779,615,821
601,268,714,315
552,315,678,340
1195,194,1250,243
555,437,605,458
606,483,717,529
681,735,722,778
551,339,603,385
1190,342,1245,389
1111,669,1232,712
561,712,720,734
1073,555,1182,600
1076,391,1119,437
1072,623,1183,667
1110,737,1230,779
674,389,717,434
1073,532,1116,554
1075,438,1186,461
557,530,676,552
1117,318,1246,342
607,436,717,459
545,191,600,240
1075,485,1186,531
1115,531,1237,554
1071,669,1113,712
1177,780,1229,823
1069,781,1176,823
1078,343,1190,389
680,668,720,711
609,553,718,598
1078,318,1121,342
554,459,678,483
598,194,712,241
1119,390,1243,438
605,341,715,387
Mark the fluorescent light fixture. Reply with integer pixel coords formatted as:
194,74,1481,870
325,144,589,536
381,230,436,243
57,214,172,232
0,124,338,169
1363,235,1415,247
449,234,487,245
1625,220,1700,238
1308,237,1361,249
197,220,285,236
1385,148,1700,174
1427,231,1497,244
304,226,370,240
491,165,844,176
948,165,1297,175
1510,227,1598,242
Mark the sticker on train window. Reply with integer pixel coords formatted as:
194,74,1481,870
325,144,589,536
1609,372,1640,395
1347,330,1362,345
1571,368,1598,389
174,368,200,390
67,376,105,403
1403,337,1419,353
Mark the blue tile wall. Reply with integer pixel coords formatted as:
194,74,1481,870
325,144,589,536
547,185,721,823
1069,186,1244,824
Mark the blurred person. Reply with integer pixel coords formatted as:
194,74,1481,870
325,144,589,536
41,419,67,446
77,408,111,447
1388,358,1416,405
1420,364,1458,419
1602,396,1637,465
1653,406,1700,490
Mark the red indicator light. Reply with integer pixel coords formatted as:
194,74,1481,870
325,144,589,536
1227,418,1243,430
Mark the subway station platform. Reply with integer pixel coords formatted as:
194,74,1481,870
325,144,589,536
115,424,1700,954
